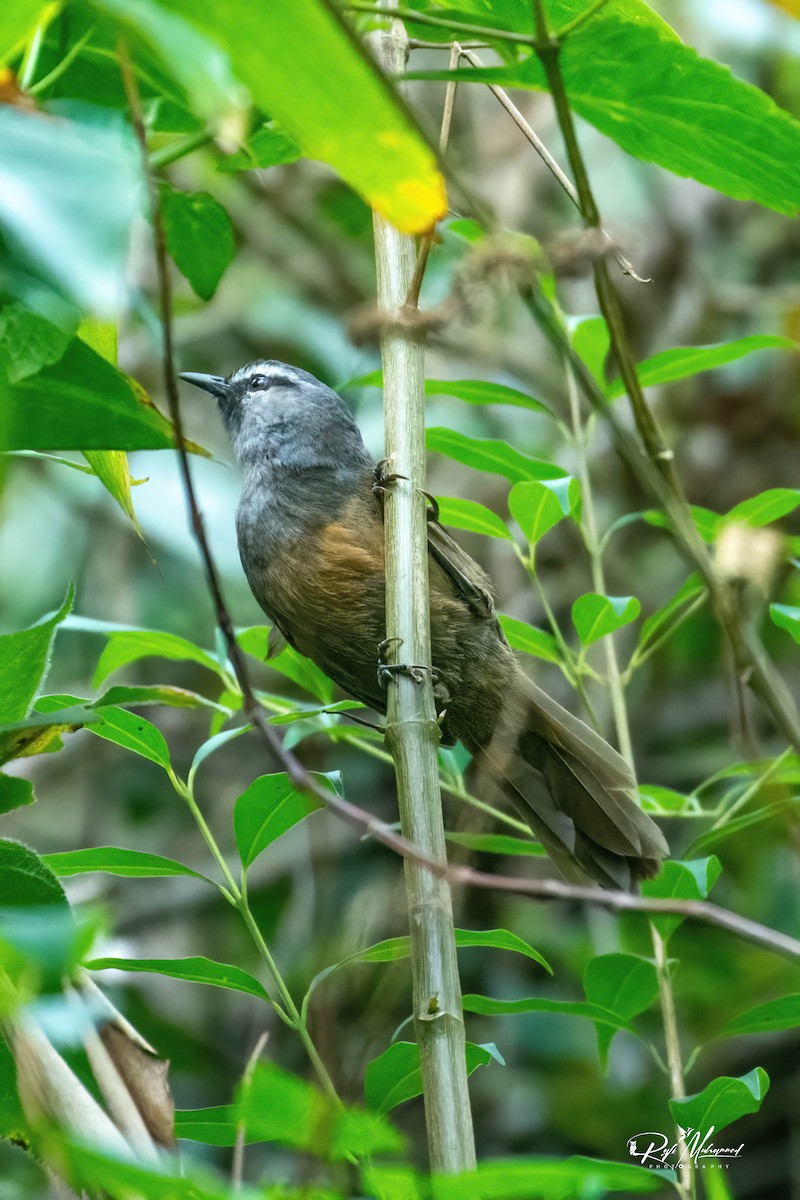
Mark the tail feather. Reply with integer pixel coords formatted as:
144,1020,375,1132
474,672,668,889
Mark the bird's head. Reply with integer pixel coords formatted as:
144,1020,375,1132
180,359,368,471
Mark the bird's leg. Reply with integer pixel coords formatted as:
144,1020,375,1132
372,458,408,503
377,639,451,720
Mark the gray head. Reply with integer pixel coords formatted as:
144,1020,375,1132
179,360,372,474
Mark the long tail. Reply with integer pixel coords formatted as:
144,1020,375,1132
473,671,669,890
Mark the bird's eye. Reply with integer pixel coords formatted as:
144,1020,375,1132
249,374,269,390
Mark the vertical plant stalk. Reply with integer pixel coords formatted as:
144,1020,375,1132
370,17,476,1175
564,355,694,1200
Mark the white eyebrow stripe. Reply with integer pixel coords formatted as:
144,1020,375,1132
230,361,305,387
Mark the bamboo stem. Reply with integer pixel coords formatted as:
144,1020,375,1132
370,16,476,1176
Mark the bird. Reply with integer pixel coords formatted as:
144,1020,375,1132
180,360,668,889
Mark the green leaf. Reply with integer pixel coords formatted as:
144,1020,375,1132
426,427,565,484
56,1140,253,1200
234,772,335,868
0,839,67,909
607,335,798,399
771,603,800,645
454,928,552,973
430,1156,666,1198
571,315,610,385
0,587,73,722
133,0,446,233
87,955,268,1000
583,953,659,1066
434,496,511,541
237,1061,404,1159
0,0,47,64
462,994,634,1032
0,105,143,312
0,706,101,767
583,953,659,1019
83,706,172,770
670,1068,770,1138
188,725,252,785
721,995,800,1038
425,378,551,413
0,774,35,815
365,1041,493,1114
445,831,543,857
218,121,301,172
642,856,722,938
77,317,145,538
644,505,721,543
91,627,222,686
509,477,579,546
725,488,800,528
174,1105,239,1146
306,926,551,1003
572,593,641,646
0,300,74,384
638,784,697,814
0,338,189,452
499,614,560,664
160,185,235,300
413,3,800,216
637,574,705,650
94,684,231,713
43,847,206,880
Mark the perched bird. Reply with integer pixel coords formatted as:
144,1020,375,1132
181,361,668,889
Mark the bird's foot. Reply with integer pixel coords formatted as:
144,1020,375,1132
372,459,408,500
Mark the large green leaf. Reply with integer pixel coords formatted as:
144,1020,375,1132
0,105,143,312
43,847,206,880
771,604,800,646
607,335,798,399
499,614,560,664
0,706,101,767
365,1041,494,1114
87,955,268,1000
0,839,68,909
509,477,580,546
583,953,659,1066
0,338,186,452
0,588,73,723
237,627,335,702
0,300,74,384
0,774,35,816
670,1068,770,1138
425,378,551,413
236,1061,404,1159
725,488,800,528
409,0,800,215
87,625,223,686
721,995,800,1038
37,698,172,770
426,427,565,484
462,994,634,1033
572,593,641,647
110,0,447,233
642,856,721,939
160,185,236,300
234,772,334,868
434,496,512,541
0,0,47,64
428,1156,666,1198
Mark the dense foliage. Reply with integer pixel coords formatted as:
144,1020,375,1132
0,2,799,1199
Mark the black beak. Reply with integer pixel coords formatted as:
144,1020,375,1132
179,372,230,399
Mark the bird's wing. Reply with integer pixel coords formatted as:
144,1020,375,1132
425,518,496,621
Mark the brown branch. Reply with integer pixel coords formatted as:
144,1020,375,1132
118,40,800,970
